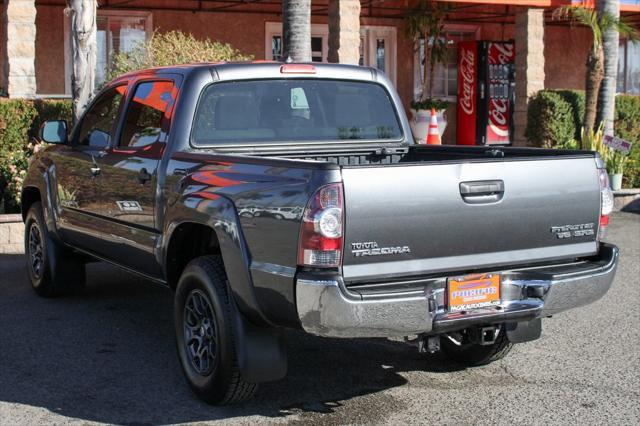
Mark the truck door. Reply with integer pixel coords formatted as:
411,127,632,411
55,84,127,252
95,79,178,277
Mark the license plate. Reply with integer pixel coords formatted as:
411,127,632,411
448,273,501,312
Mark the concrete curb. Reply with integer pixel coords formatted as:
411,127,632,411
0,215,24,254
613,188,640,213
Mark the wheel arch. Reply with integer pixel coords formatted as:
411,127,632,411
21,186,42,222
163,198,272,328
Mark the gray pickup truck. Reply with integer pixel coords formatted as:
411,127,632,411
24,62,618,405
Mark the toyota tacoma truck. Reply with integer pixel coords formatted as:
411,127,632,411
23,62,619,405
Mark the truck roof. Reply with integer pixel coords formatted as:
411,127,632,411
110,61,381,86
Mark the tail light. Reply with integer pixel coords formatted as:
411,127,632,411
597,156,614,240
298,183,344,268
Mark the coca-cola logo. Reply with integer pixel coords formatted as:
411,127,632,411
489,98,508,126
489,43,515,65
459,48,475,116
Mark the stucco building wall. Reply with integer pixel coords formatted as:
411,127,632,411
1,2,593,138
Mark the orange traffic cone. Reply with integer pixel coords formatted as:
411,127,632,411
426,108,441,145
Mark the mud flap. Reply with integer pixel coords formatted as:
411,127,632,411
506,318,542,343
233,304,287,383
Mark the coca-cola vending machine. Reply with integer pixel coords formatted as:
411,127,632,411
457,41,515,146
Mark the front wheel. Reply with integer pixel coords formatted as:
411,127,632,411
24,202,85,297
441,325,513,366
174,256,257,405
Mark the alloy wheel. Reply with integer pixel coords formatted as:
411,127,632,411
183,289,218,375
28,222,44,279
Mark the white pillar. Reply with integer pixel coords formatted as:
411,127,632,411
2,0,37,98
328,0,361,65
513,7,545,147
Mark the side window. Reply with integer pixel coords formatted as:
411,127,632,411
76,85,126,148
119,80,176,148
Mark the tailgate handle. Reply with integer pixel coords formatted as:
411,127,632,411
459,180,504,204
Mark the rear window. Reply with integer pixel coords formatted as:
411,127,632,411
191,79,402,146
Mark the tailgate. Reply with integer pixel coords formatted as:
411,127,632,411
341,157,600,282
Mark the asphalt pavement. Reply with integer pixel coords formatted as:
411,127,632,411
0,212,638,425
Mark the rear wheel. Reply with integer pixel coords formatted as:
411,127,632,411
441,325,513,366
24,202,86,297
174,256,257,405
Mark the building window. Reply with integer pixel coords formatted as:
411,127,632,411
617,39,639,95
265,23,397,85
96,13,151,86
414,27,479,100
64,10,152,94
266,23,328,62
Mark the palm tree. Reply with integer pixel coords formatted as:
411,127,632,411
282,0,311,62
553,6,638,143
597,0,620,136
65,0,97,124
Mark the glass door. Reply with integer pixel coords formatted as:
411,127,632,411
360,26,397,85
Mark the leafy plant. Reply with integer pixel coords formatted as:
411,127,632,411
608,150,629,175
107,31,253,83
410,98,449,111
525,91,577,149
405,0,450,104
615,95,640,187
554,90,585,141
553,6,638,135
0,99,71,213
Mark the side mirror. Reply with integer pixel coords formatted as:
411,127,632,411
39,120,68,144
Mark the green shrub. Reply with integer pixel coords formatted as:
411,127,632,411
107,30,253,83
615,95,640,188
554,90,585,141
0,98,72,213
526,90,639,188
525,90,577,149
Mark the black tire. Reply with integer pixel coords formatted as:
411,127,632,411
441,325,513,366
174,256,257,405
24,201,86,297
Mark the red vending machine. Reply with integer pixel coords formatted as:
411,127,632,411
457,41,516,146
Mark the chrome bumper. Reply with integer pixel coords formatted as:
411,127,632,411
296,244,619,338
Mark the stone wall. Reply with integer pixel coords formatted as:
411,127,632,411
513,7,545,147
2,0,37,98
0,215,24,254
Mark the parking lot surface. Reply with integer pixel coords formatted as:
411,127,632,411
0,212,638,425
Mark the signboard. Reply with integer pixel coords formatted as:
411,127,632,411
603,135,632,154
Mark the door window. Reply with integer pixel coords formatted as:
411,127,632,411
119,81,176,148
76,85,126,148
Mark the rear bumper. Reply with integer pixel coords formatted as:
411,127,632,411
296,244,619,338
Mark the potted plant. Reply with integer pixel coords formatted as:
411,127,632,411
405,0,450,142
608,150,628,191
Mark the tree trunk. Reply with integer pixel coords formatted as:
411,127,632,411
428,48,436,100
282,0,311,62
66,0,97,124
597,0,620,136
583,44,605,141
421,39,429,101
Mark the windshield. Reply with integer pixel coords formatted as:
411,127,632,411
192,79,402,146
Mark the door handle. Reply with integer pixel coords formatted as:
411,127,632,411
90,166,101,177
138,168,152,184
459,180,504,204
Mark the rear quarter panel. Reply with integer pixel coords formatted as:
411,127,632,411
162,152,340,327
